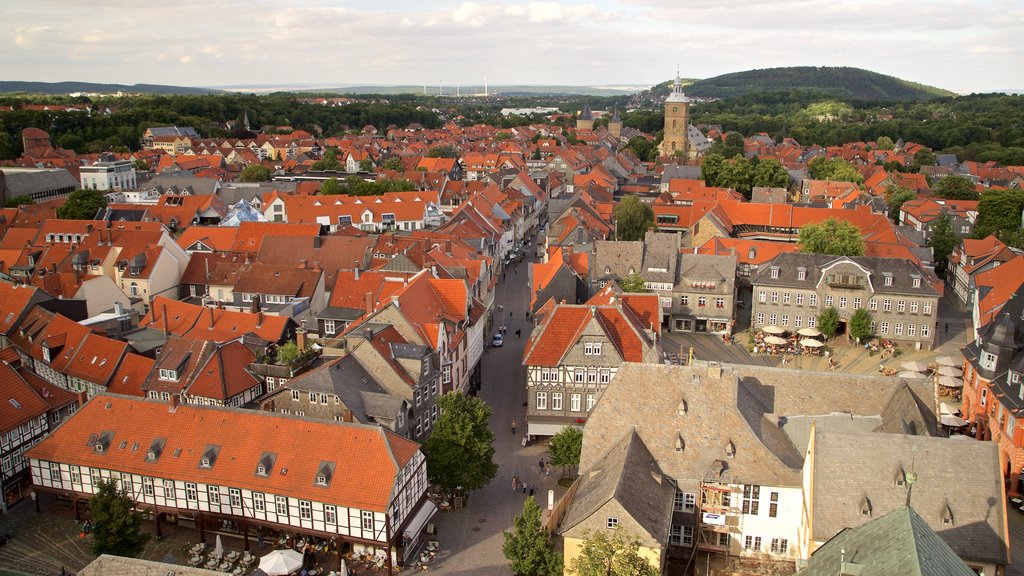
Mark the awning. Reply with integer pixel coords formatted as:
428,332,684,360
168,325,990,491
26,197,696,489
528,422,578,437
940,402,962,417
402,500,438,543
941,414,968,427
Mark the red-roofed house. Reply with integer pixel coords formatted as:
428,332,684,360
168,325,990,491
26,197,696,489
522,291,661,436
972,255,1024,338
948,235,1022,306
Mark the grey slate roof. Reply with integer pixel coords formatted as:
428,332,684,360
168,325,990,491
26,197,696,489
660,164,703,184
591,240,643,282
640,232,679,284
579,363,936,488
79,554,229,575
677,253,736,293
0,168,77,196
810,430,1007,565
561,429,676,546
146,173,221,196
284,355,396,425
752,253,939,297
795,507,977,576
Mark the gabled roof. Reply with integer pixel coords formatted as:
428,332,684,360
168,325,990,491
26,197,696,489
26,394,420,513
175,226,238,252
141,297,292,343
230,222,321,253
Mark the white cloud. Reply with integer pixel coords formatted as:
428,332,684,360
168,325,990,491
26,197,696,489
452,2,488,26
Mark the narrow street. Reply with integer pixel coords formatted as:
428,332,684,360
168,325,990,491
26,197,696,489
428,241,566,575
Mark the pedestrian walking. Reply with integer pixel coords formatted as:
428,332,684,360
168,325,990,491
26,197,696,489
945,322,949,334
509,311,513,319
512,475,519,491
538,458,545,473
522,482,528,494
545,462,552,476
511,419,517,434
529,485,535,497
515,329,521,338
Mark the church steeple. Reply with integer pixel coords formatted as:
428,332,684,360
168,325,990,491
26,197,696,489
608,106,623,139
576,101,595,131
660,68,694,159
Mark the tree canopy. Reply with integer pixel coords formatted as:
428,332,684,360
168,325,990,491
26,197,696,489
502,497,562,576
320,177,343,195
89,478,150,558
702,154,789,198
973,189,1024,240
339,176,417,196
613,195,653,241
383,156,404,171
884,184,916,223
570,529,659,576
239,164,271,182
752,158,791,190
620,273,647,293
57,188,106,219
311,147,344,171
426,145,458,158
808,157,864,184
797,218,866,256
849,308,873,342
933,175,979,200
817,307,840,340
4,194,34,208
423,393,498,492
548,426,583,477
929,214,960,276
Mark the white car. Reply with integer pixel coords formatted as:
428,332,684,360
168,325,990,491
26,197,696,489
492,333,504,347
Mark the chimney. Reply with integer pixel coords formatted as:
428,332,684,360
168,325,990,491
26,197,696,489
257,310,265,328
364,292,374,315
208,308,215,330
204,257,210,281
298,259,307,269
115,301,124,315
76,390,87,410
162,304,169,335
313,236,322,249
342,409,353,423
296,323,308,351
169,394,179,412
354,261,361,281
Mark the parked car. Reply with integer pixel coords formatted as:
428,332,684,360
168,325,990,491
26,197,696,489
492,333,504,347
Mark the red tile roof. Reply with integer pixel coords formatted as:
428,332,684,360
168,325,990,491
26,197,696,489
26,394,420,512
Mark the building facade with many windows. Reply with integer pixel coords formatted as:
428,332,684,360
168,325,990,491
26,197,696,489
750,253,940,350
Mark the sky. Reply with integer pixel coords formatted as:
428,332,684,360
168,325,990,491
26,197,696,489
4,0,1023,94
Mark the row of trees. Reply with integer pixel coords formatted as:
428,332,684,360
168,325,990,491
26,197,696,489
701,153,791,197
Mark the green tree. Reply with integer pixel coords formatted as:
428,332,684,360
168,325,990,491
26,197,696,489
383,156,404,171
426,145,458,158
913,148,938,167
797,218,865,256
619,273,647,294
312,148,344,171
701,153,726,187
973,189,1024,239
358,158,374,172
57,188,107,220
849,308,873,343
4,194,34,208
751,158,791,189
933,175,979,200
502,497,562,576
718,155,754,198
808,157,864,184
817,307,840,340
131,158,148,172
570,529,659,576
875,136,895,150
613,195,653,241
885,184,917,223
710,131,745,158
423,393,498,492
320,177,343,195
275,340,300,365
548,426,583,478
89,478,150,558
239,164,271,182
625,136,656,162
929,214,960,276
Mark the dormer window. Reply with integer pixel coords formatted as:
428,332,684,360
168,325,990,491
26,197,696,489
770,267,780,279
981,351,997,371
198,445,220,469
796,268,806,281
256,452,276,477
158,369,178,381
883,273,893,286
313,461,335,487
911,276,921,288
257,465,267,475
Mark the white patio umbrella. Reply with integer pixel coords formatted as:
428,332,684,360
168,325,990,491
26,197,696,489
797,327,822,337
935,355,959,367
937,366,963,377
941,414,968,427
897,371,927,379
762,325,786,335
259,548,304,576
800,339,823,348
900,360,928,373
764,335,788,346
937,375,964,388
214,534,224,558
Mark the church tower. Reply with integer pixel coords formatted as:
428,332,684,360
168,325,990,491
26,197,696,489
608,107,622,139
658,71,692,159
576,101,595,131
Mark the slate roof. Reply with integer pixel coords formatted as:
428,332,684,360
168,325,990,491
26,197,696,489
591,240,643,281
795,507,977,576
561,429,676,547
579,363,937,488
283,356,402,426
810,430,1007,565
752,253,940,297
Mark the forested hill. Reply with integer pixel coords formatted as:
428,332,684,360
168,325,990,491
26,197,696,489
683,67,955,101
0,81,222,95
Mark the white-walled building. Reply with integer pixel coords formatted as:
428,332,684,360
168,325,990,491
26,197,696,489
27,395,435,564
80,158,137,191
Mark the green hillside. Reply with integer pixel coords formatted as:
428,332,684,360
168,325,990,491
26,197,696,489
682,66,954,101
0,81,222,95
